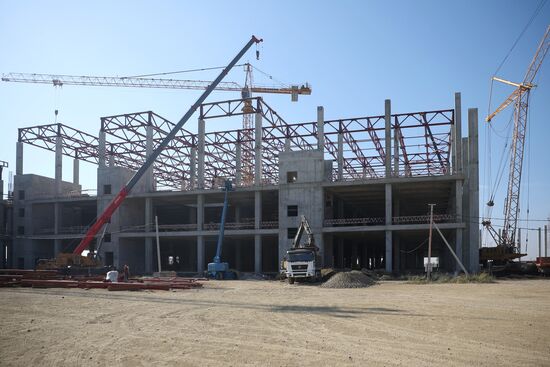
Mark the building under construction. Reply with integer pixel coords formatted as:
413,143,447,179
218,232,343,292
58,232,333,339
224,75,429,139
6,92,480,274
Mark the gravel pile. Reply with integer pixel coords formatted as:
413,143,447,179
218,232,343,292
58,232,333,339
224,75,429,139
320,270,376,288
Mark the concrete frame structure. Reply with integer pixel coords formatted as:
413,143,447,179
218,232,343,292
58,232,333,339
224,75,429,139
9,93,480,274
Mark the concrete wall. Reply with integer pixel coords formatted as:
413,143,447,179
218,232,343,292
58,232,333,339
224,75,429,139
277,150,330,266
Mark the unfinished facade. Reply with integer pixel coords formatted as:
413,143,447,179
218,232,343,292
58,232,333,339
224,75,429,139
7,93,480,274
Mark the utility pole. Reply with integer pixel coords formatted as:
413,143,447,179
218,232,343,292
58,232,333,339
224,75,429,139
427,204,436,280
155,215,162,273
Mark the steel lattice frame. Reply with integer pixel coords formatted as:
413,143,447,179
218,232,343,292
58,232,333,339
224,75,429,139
18,97,454,190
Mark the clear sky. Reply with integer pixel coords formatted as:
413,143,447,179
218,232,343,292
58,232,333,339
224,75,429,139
0,0,549,258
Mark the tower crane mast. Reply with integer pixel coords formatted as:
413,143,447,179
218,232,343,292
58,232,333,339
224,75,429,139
482,25,550,262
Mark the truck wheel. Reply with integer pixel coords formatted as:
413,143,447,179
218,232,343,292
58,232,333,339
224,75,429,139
215,272,223,280
288,277,295,284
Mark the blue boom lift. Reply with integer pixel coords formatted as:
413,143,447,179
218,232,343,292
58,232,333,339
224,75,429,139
207,180,237,280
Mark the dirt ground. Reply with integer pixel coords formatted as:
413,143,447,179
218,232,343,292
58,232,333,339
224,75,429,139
0,279,549,366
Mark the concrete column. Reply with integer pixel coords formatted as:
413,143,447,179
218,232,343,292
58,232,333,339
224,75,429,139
55,135,62,196
189,147,196,190
385,99,392,178
197,236,205,273
385,183,392,272
108,144,115,168
284,137,291,152
145,124,154,192
16,142,24,175
454,178,463,272
317,106,324,151
73,156,79,186
468,108,479,272
235,142,242,186
255,235,262,273
461,137,470,257
144,197,153,273
454,92,463,174
198,119,205,189
54,202,61,235
254,191,262,229
337,132,344,181
254,113,262,186
197,194,204,231
394,235,400,272
98,131,106,168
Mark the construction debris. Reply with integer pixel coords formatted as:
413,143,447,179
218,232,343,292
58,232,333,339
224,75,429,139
0,269,205,291
320,270,377,289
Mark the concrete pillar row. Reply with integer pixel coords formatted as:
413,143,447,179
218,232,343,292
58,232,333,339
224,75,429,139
198,119,205,189
197,193,205,274
16,142,23,175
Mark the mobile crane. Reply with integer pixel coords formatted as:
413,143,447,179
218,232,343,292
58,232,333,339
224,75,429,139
207,180,237,280
44,36,264,267
481,26,549,265
281,215,320,284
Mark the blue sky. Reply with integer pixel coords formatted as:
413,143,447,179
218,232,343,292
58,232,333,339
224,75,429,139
0,1,549,258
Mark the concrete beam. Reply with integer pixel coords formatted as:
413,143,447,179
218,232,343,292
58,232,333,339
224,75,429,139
198,119,205,189
255,112,262,186
317,106,324,151
16,142,23,175
468,108,479,272
385,99,391,178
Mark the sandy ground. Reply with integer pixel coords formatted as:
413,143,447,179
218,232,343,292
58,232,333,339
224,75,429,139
0,279,549,367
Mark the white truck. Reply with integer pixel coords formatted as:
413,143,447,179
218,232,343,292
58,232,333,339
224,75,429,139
281,215,320,284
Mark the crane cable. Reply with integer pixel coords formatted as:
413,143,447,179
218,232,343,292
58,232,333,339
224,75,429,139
124,64,247,79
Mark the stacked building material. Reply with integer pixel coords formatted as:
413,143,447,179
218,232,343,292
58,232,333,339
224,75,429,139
0,269,204,291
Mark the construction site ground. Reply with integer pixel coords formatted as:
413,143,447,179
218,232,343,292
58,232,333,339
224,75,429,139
0,279,549,366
